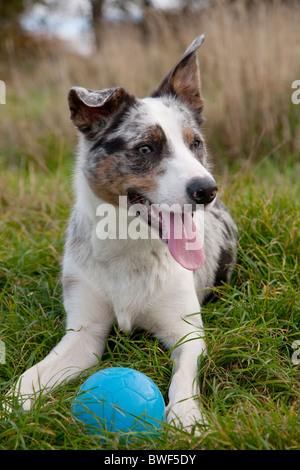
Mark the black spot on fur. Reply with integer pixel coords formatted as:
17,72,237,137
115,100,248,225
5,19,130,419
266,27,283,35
214,247,234,287
105,95,139,135
203,245,235,305
103,137,126,155
89,95,138,152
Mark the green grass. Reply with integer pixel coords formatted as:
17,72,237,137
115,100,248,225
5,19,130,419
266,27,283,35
0,155,299,450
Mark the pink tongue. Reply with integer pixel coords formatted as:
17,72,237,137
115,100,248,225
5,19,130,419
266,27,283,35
162,211,205,271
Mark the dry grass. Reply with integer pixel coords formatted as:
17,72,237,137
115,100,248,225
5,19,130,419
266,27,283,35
197,0,300,160
1,0,299,170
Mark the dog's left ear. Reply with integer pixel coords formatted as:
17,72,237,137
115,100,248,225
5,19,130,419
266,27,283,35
151,35,205,122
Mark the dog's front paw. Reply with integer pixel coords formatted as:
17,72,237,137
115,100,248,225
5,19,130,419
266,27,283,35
166,398,206,434
6,364,45,411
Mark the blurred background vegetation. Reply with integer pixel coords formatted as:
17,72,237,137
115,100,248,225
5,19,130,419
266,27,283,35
0,0,299,173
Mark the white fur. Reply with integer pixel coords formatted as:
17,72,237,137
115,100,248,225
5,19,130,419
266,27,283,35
141,98,214,207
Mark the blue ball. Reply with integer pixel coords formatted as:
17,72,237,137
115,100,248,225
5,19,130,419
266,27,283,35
72,367,165,435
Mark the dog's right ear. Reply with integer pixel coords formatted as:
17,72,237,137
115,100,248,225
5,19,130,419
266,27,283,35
68,86,134,137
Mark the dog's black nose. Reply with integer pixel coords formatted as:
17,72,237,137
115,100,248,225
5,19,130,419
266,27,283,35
186,177,218,206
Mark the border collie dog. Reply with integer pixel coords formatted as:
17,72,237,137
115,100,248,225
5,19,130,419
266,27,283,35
13,35,236,432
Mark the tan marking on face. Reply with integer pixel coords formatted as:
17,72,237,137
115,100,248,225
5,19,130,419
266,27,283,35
146,125,165,142
182,127,194,147
87,156,160,206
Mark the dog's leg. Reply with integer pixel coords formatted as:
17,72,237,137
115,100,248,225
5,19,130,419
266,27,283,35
144,285,206,432
10,280,113,410
166,320,206,431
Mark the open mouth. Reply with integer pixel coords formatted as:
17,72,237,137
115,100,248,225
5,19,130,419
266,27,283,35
127,189,205,271
127,189,163,236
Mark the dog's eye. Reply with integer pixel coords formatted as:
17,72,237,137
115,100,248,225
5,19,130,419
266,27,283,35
137,145,153,155
192,139,202,149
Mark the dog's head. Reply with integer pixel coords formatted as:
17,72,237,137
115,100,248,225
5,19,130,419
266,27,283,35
68,35,217,270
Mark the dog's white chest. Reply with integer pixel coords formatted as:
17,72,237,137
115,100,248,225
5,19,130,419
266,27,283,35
91,235,173,331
